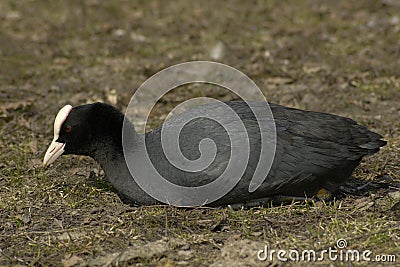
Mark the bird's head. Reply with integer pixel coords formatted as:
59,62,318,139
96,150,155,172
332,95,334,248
43,103,124,167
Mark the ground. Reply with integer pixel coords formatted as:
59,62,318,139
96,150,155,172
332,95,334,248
0,0,399,266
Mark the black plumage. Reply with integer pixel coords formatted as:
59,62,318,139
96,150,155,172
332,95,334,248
43,101,386,206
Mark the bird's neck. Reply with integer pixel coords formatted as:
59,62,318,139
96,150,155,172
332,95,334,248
90,112,141,167
89,117,156,205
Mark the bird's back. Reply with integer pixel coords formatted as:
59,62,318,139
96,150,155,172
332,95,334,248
142,101,385,206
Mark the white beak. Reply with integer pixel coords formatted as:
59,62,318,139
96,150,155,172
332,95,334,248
43,104,72,167
43,139,66,167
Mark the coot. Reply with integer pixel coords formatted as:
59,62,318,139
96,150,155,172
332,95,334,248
43,101,386,207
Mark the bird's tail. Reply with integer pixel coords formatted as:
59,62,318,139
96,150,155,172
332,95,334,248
359,131,387,155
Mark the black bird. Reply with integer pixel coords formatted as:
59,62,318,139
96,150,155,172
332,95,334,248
43,101,386,207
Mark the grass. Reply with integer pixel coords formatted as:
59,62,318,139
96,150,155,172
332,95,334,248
1,0,399,266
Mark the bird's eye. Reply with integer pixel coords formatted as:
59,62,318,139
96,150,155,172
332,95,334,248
65,125,72,133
